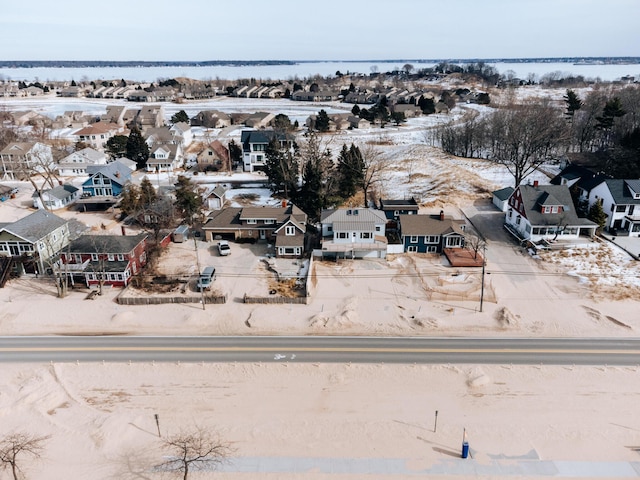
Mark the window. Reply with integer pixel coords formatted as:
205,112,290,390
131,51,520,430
327,226,333,232
117,254,124,261
375,226,381,232
360,232,371,239
407,246,417,252
424,235,438,243
247,219,257,224
616,205,627,213
508,209,513,218
426,246,437,253
410,236,418,243
264,219,275,224
285,226,295,236
337,232,348,239
107,254,115,261
91,253,98,261
515,216,521,225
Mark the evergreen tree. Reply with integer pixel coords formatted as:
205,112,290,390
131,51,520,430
174,175,203,224
264,137,299,198
273,113,293,133
105,135,129,159
119,183,141,217
391,111,406,126
126,126,150,170
336,143,364,199
596,97,626,130
228,139,242,167
315,109,331,132
563,89,583,120
295,132,333,221
139,176,157,206
418,95,436,114
170,110,189,124
351,104,360,116
587,201,607,233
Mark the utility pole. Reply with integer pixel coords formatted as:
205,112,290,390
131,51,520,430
479,244,486,313
194,231,205,310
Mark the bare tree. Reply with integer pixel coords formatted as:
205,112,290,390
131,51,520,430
465,231,486,260
358,144,388,208
156,427,233,480
0,432,49,480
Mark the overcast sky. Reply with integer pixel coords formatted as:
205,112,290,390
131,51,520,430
0,0,637,61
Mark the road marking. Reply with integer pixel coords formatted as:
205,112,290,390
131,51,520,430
0,347,638,355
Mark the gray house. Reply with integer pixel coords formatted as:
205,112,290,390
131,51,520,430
320,208,388,259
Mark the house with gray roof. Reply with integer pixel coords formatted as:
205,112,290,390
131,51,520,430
241,129,295,172
0,209,70,274
320,207,388,259
505,184,597,244
202,203,307,258
58,147,108,176
79,161,132,210
32,184,80,210
398,211,466,253
587,179,640,236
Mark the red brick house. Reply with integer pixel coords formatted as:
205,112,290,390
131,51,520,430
60,233,148,287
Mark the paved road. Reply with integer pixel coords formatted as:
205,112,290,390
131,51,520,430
0,336,639,365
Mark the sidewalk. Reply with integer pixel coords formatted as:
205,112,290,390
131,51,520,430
219,456,640,477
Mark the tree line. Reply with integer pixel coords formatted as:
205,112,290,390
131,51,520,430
436,84,640,186
262,132,387,221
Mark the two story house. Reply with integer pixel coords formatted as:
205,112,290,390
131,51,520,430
505,184,597,244
0,209,70,275
79,161,132,211
0,142,55,181
60,233,148,287
202,203,307,258
398,211,466,253
378,198,419,229
58,147,108,177
240,129,295,172
587,179,640,236
146,143,184,172
320,208,388,259
74,122,123,151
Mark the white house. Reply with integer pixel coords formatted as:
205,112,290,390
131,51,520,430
146,144,183,172
319,208,388,259
588,179,640,236
0,142,55,180
170,122,193,147
32,184,81,210
505,184,597,244
58,148,108,176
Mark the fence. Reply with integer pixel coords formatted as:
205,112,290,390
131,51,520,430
243,294,308,305
116,289,227,305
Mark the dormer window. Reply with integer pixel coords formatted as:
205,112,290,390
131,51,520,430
285,225,295,236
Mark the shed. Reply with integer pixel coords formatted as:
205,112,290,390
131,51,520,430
172,225,189,243
492,187,515,212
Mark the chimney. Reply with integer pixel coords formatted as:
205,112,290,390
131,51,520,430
121,225,126,236
439,210,444,221
533,180,539,187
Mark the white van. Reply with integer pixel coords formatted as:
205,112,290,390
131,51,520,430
196,266,216,291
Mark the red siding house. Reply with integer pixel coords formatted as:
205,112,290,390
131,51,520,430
60,233,148,287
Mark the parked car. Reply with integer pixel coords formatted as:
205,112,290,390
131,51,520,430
196,266,216,291
217,240,231,256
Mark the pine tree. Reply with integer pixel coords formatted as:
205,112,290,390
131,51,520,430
336,143,364,199
563,89,583,120
264,137,299,198
228,139,242,167
105,135,129,160
139,176,157,206
315,109,331,132
170,110,189,124
126,126,150,170
174,175,203,224
587,201,607,233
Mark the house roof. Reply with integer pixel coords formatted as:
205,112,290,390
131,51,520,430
74,122,119,136
0,142,39,155
603,179,640,205
516,184,595,227
240,129,292,146
492,187,514,201
550,164,609,192
399,214,465,236
0,210,67,242
379,198,419,210
67,233,147,254
321,208,387,231
203,204,307,230
60,147,105,165
85,161,131,184
32,184,79,200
